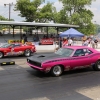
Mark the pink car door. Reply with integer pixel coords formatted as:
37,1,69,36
70,49,93,69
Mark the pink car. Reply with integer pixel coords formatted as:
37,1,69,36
27,46,100,76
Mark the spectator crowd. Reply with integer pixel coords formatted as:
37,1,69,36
57,36,99,49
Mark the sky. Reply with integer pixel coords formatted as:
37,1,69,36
0,0,100,24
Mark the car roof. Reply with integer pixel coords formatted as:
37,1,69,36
63,46,98,52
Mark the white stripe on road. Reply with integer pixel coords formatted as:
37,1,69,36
0,67,4,70
76,86,100,100
25,97,50,100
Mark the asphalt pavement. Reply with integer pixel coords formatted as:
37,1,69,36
0,42,100,100
0,56,100,100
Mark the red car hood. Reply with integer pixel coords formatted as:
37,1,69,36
0,48,8,51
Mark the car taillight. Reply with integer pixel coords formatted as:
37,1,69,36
32,47,34,49
31,46,36,52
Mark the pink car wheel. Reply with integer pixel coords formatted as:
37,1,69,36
93,60,100,71
51,65,63,76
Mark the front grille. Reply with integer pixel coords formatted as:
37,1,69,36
27,59,41,67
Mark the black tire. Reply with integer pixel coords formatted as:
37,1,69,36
93,60,100,71
0,52,3,58
24,49,31,57
51,65,63,76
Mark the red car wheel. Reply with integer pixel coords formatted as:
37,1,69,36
0,52,3,58
24,49,31,57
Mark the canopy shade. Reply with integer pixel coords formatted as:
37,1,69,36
59,28,84,37
0,21,79,28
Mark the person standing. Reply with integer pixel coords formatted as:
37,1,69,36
94,38,98,48
55,37,62,52
0,31,2,36
68,38,73,46
22,34,27,43
91,39,95,48
59,37,63,48
82,38,91,47
62,37,68,47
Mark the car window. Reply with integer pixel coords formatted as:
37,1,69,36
73,48,93,57
83,48,93,55
55,48,74,57
0,43,11,48
11,44,21,48
73,49,85,57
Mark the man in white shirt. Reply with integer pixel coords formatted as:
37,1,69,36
68,38,73,46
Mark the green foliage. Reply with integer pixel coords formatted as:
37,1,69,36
14,0,96,35
48,27,57,34
97,25,100,33
0,15,14,30
95,24,100,34
56,0,96,35
15,0,56,23
0,15,9,21
15,0,45,22
36,2,54,22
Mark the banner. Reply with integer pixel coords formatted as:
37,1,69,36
8,40,24,44
40,38,54,45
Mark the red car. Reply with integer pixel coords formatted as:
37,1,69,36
0,43,36,58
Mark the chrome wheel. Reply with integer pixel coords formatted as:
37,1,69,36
24,49,31,57
52,65,62,76
93,60,100,71
0,52,3,58
97,65,100,69
97,61,100,69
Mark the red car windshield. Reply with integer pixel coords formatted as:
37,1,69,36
0,43,11,48
55,48,74,57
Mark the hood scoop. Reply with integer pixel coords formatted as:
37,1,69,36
38,55,45,57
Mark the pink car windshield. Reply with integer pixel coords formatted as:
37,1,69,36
55,48,74,57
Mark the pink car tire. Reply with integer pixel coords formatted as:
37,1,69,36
93,60,100,71
51,65,63,76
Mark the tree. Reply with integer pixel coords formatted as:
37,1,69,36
0,15,14,30
0,15,14,21
57,0,96,35
36,2,55,23
0,15,8,21
94,24,100,34
15,0,45,22
48,27,57,34
97,25,100,34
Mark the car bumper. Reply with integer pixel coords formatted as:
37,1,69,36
27,62,44,71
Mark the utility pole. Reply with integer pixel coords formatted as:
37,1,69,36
4,2,13,34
